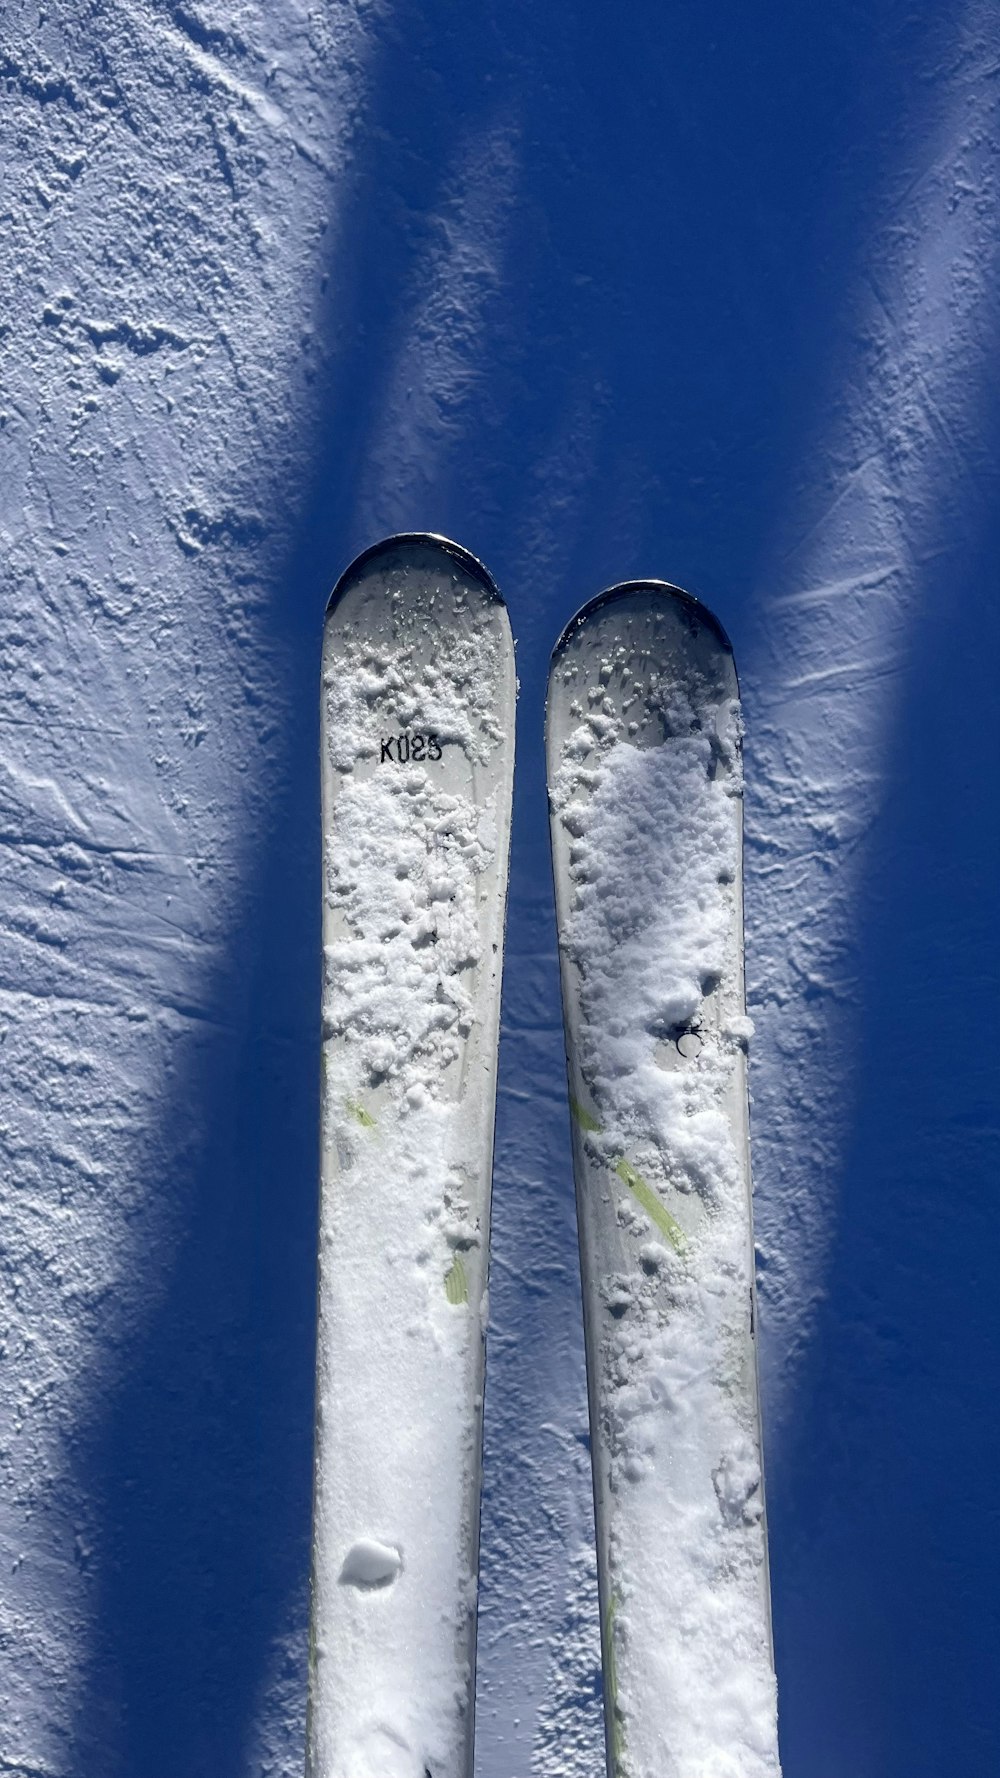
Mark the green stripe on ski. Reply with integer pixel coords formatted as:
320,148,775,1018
615,1158,685,1252
346,1098,376,1129
569,1093,602,1133
571,1094,685,1252
444,1254,469,1305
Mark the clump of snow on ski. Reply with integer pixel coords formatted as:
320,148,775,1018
547,585,780,1778
308,537,515,1778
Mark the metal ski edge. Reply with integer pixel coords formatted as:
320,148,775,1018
326,532,507,619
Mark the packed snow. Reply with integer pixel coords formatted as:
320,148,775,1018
548,600,779,1778
310,553,514,1778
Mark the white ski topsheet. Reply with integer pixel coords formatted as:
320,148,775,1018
309,537,515,1778
547,587,780,1778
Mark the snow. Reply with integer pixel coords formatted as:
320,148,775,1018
744,22,1000,1435
310,555,513,1778
338,1538,403,1590
548,608,778,1778
0,5,371,1768
1,2,998,1774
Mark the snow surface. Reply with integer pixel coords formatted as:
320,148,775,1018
548,605,778,1778
1,2,998,1775
743,20,1000,1433
310,556,513,1778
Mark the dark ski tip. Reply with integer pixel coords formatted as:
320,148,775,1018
551,579,734,663
327,533,505,617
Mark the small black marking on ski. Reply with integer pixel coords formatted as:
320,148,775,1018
378,732,443,763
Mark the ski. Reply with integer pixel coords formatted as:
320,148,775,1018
546,583,780,1778
308,535,515,1778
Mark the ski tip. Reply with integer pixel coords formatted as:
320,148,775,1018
550,579,734,664
327,533,506,616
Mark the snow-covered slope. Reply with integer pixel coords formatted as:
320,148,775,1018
1,2,998,1776
1,4,369,1770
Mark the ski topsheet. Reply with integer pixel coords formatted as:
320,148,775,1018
308,536,515,1778
546,584,780,1778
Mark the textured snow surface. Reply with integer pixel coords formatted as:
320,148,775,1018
742,11,1000,1434
1,0,999,1774
549,645,779,1778
310,567,512,1778
1,3,373,1770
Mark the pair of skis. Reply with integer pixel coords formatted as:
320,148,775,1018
308,535,779,1778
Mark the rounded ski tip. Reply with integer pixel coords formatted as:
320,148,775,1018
550,579,735,664
327,532,505,616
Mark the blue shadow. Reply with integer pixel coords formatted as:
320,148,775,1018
765,469,1000,1776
